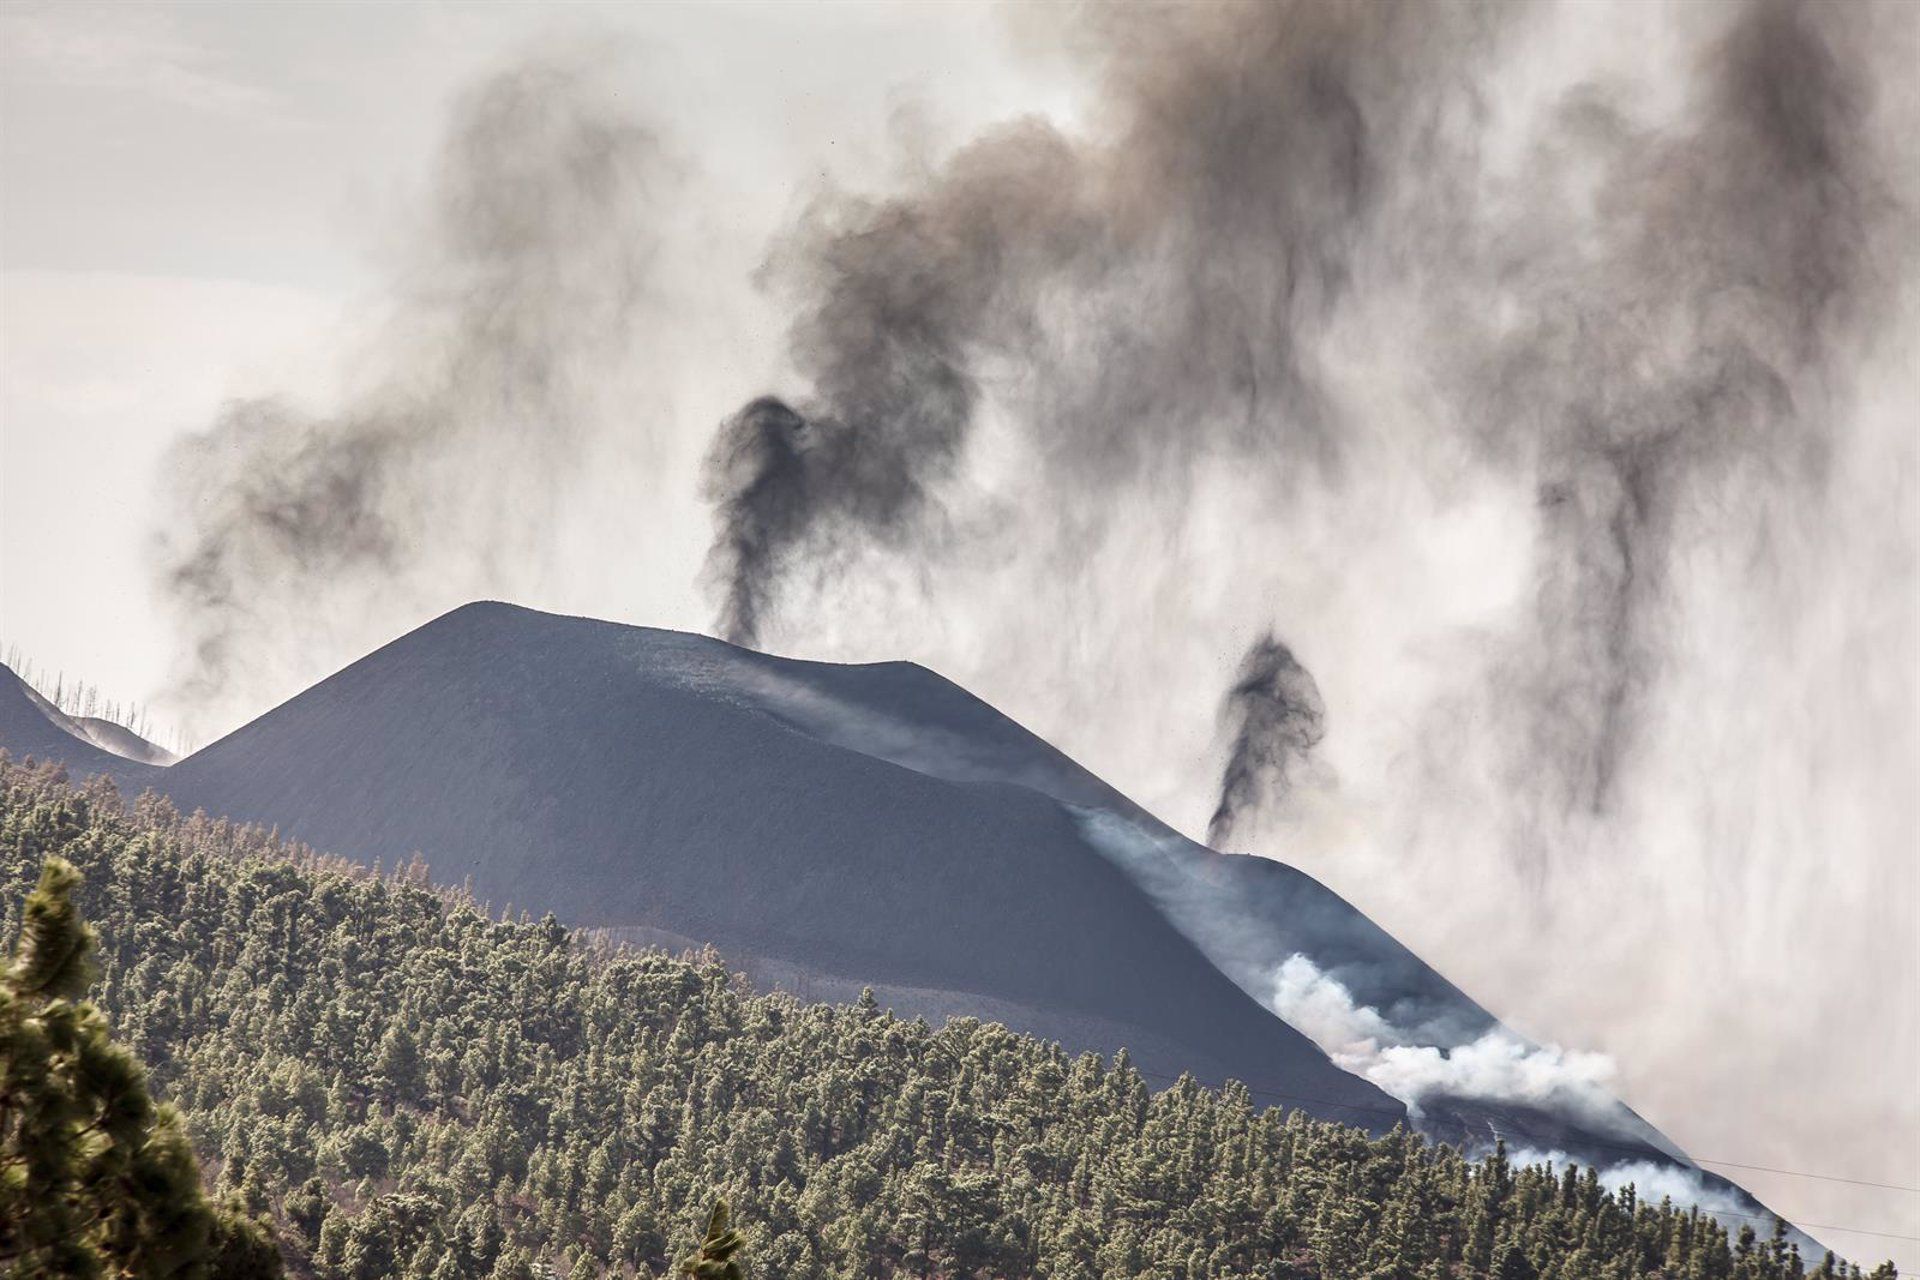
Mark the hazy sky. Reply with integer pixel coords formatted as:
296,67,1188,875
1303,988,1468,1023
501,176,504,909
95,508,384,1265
0,0,1086,705
3,2,1916,1269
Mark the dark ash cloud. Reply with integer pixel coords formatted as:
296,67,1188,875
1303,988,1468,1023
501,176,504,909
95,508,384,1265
1208,632,1327,850
700,396,810,647
1444,0,1898,827
701,0,1493,644
155,52,673,719
706,0,1906,864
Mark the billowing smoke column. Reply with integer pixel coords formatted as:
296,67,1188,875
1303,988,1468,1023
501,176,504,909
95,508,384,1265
697,118,1065,643
1207,633,1326,849
700,374,973,647
701,398,810,647
155,53,673,731
703,0,1903,850
702,0,1479,641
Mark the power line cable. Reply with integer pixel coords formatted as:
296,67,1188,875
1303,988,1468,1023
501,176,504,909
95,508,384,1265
1133,1065,1918,1191
1694,1208,1919,1245
1123,1065,1920,1246
1687,1160,1919,1195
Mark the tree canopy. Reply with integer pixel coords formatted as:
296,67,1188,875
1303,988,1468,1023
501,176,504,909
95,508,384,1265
0,756,1893,1280
0,852,279,1278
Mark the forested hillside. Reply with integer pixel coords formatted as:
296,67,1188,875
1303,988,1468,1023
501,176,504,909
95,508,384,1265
0,758,1891,1280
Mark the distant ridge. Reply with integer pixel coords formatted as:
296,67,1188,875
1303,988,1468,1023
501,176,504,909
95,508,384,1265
1,665,160,781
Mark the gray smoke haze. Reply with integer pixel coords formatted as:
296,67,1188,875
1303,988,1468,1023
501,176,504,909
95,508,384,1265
1207,632,1326,849
703,0,1908,860
155,50,677,730
1429,0,1902,844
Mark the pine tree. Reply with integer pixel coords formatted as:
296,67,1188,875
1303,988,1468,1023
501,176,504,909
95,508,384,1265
680,1198,747,1280
373,1023,423,1102
0,856,283,1278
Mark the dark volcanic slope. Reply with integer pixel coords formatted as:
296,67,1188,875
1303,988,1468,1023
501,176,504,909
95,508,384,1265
69,716,176,765
748,657,1506,1045
1,607,1394,1124
0,670,159,788
0,606,1808,1250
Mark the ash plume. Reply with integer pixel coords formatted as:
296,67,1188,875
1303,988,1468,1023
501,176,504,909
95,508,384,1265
710,0,1906,864
698,118,1077,644
702,0,1492,642
1434,0,1901,829
1207,633,1326,849
700,369,974,647
701,397,811,646
155,51,674,730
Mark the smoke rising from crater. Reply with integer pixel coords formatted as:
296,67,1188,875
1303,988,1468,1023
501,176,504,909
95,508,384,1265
703,0,1491,638
1207,633,1327,849
701,397,810,646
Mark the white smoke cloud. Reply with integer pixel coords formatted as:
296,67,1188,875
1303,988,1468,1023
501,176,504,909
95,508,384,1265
1505,1147,1832,1267
1274,954,1621,1129
1269,953,1401,1065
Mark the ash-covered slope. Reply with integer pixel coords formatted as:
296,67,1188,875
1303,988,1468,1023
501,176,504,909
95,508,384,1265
655,624,1688,1165
0,604,1730,1181
0,670,165,784
67,715,176,765
0,605,1391,1124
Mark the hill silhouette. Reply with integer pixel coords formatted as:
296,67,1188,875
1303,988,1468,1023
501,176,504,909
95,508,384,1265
0,604,1393,1124
0,603,1715,1169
